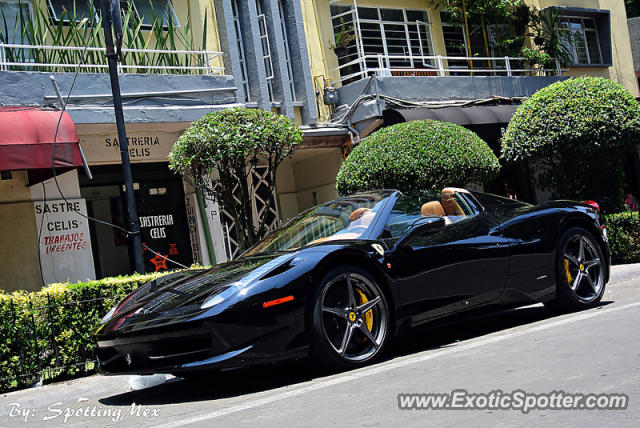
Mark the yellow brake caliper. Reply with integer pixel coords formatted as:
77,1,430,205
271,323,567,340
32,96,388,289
564,259,573,283
354,288,373,332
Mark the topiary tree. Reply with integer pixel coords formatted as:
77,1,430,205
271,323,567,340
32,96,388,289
169,108,302,251
336,120,500,195
501,77,640,212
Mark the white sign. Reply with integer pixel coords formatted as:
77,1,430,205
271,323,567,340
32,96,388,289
34,198,96,285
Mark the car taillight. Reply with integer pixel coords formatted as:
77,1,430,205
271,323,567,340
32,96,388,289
582,200,600,212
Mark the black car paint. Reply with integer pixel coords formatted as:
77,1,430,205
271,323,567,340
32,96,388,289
95,191,609,375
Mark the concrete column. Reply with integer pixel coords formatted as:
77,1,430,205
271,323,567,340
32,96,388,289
281,0,318,124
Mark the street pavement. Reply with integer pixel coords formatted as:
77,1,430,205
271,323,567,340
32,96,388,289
2,264,640,427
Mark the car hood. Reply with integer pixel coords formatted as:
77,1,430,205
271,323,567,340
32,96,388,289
107,253,292,320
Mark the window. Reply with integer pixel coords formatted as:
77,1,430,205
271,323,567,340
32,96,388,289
244,193,390,256
278,0,296,101
440,11,489,70
440,12,468,69
48,0,94,23
561,16,602,65
330,4,434,79
256,0,274,102
0,0,32,43
231,0,250,103
132,0,179,29
358,7,433,69
47,1,179,28
383,189,477,239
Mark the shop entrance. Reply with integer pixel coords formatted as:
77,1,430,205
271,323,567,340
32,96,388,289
80,163,193,278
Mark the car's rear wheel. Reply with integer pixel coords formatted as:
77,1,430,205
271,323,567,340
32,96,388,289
546,226,606,311
310,266,391,369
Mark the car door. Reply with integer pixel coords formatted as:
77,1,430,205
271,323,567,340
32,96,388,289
384,190,511,325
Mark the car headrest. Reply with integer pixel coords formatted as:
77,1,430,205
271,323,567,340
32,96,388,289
349,207,370,222
421,201,445,217
442,189,466,217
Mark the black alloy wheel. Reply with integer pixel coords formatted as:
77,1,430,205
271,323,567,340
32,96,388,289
310,266,391,369
546,227,606,311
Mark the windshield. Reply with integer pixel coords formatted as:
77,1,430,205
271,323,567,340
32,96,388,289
244,191,393,256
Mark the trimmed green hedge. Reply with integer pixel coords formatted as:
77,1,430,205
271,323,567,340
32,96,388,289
501,77,640,212
336,120,500,195
0,271,171,392
501,77,640,162
604,211,640,264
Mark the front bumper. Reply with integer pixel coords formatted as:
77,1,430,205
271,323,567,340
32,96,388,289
96,321,224,374
96,307,308,375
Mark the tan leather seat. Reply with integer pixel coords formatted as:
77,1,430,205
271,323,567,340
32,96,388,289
442,189,466,217
421,201,445,217
349,207,370,222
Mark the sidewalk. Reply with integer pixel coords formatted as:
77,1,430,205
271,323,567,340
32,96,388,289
609,262,640,284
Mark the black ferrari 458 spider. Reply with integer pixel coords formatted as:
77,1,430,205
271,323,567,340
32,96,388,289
95,188,609,375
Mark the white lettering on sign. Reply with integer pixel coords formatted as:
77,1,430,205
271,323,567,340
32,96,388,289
150,228,167,239
139,215,174,228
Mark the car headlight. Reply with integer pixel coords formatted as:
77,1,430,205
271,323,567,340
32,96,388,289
201,253,299,309
99,305,117,324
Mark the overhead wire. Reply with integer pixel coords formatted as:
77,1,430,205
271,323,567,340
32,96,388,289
38,4,189,281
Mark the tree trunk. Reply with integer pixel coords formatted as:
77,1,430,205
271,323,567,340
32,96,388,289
480,14,492,71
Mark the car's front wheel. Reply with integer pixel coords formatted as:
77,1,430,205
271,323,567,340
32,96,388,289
546,226,606,311
310,266,391,369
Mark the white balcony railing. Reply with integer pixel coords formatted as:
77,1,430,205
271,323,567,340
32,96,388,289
0,43,225,75
334,53,564,85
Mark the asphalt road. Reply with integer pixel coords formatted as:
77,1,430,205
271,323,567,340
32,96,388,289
2,264,640,427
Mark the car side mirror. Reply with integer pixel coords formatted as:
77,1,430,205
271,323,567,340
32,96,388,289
395,216,446,248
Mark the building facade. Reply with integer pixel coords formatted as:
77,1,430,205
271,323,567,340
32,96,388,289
628,15,640,87
301,0,639,201
0,0,334,290
0,0,638,291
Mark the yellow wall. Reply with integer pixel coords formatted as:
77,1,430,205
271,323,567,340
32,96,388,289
301,0,639,98
0,171,31,203
0,202,42,292
276,148,343,221
303,0,442,86
0,171,41,292
533,0,639,96
292,148,342,211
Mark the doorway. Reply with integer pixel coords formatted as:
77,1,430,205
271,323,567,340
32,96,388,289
80,163,193,278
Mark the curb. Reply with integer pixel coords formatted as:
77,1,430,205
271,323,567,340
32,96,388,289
610,263,640,284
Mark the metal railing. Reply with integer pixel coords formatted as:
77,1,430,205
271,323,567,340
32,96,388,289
0,43,225,75
334,53,564,85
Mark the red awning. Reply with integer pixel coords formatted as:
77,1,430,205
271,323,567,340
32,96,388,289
0,107,83,171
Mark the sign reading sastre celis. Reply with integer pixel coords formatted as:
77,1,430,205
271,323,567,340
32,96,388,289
80,129,182,164
105,136,160,159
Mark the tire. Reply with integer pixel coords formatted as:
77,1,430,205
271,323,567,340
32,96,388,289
309,265,391,370
545,226,607,312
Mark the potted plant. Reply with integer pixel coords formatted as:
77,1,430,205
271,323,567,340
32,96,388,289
331,18,356,58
